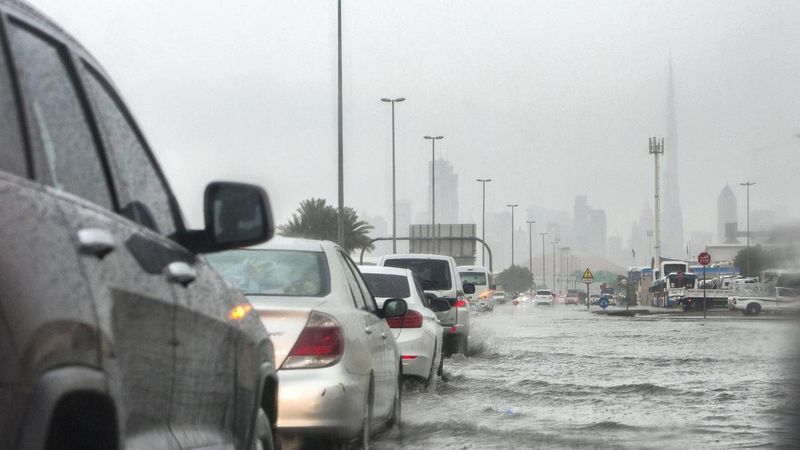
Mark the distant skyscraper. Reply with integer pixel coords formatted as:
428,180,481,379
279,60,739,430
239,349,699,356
662,56,685,257
588,209,607,257
573,195,590,251
428,158,459,224
717,185,737,244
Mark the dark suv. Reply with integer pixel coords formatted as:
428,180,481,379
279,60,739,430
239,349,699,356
0,1,278,449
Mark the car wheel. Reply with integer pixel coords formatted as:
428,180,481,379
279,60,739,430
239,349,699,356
357,382,373,450
746,303,761,316
437,354,444,377
457,335,469,356
252,408,274,450
388,368,402,431
426,344,438,389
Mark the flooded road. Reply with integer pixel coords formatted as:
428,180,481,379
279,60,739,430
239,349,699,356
375,304,800,449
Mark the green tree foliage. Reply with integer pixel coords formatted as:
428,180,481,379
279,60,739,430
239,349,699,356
278,198,374,253
496,264,534,295
734,246,772,277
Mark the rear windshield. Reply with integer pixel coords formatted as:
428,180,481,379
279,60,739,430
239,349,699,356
362,273,412,301
206,249,330,297
459,272,487,285
384,259,452,291
536,290,552,296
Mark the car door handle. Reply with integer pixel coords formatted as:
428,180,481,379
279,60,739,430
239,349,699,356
77,228,115,258
165,261,196,286
381,332,387,339
364,326,373,334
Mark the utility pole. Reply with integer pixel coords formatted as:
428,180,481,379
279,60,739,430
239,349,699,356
336,0,344,246
539,232,548,288
649,137,664,271
424,135,443,252
381,97,405,253
740,181,756,276
477,179,492,266
527,220,536,294
507,204,519,267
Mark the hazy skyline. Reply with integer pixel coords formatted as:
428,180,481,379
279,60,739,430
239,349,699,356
29,0,800,246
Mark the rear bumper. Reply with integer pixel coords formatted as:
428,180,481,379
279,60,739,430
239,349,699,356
276,363,368,440
395,330,435,379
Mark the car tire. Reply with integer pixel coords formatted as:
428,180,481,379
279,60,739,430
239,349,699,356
746,303,761,316
457,335,469,356
357,380,373,450
437,353,444,377
252,408,275,450
388,368,402,431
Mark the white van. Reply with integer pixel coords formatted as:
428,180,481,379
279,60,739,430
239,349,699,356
458,265,495,311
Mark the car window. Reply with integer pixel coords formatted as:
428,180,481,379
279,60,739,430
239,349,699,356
343,254,378,314
206,249,330,297
383,258,452,291
413,277,431,309
335,251,367,310
361,273,413,302
82,65,177,235
459,271,487,286
9,22,112,208
0,33,26,177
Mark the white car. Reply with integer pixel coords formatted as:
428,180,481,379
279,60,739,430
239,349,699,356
533,289,554,306
207,238,407,448
378,254,474,355
728,287,800,316
359,266,449,384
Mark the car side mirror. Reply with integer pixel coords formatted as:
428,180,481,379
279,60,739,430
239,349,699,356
428,297,451,312
463,282,476,294
491,284,497,290
177,182,274,253
381,298,408,319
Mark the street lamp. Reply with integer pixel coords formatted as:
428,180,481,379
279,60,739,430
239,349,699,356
424,135,444,252
526,220,536,294
551,238,559,293
740,181,756,276
381,97,405,253
507,204,518,268
477,179,492,266
560,246,570,294
539,232,548,288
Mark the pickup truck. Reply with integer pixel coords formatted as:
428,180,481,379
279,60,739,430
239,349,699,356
727,287,800,316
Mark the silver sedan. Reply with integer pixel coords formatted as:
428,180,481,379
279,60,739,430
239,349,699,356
207,237,407,448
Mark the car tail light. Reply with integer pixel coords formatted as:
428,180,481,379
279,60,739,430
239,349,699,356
386,310,423,328
402,355,418,360
455,296,468,308
282,311,343,369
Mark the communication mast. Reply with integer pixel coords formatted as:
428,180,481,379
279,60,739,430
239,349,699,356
649,137,664,272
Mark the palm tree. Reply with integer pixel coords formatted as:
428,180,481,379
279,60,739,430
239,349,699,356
278,198,374,253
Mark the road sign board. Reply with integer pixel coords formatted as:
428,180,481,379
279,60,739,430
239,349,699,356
582,268,594,284
698,251,711,266
598,296,609,309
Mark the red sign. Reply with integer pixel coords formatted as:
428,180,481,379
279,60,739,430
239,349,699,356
698,252,711,266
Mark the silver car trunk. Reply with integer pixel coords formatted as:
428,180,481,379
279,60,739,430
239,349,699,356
246,296,326,368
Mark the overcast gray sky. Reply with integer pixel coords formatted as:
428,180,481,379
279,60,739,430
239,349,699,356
29,0,800,241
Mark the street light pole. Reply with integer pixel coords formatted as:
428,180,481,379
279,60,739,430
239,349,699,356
539,232,548,288
560,246,570,294
424,135,443,252
336,0,344,246
507,204,519,267
552,238,559,293
527,220,536,294
740,181,756,276
381,97,406,254
477,179,492,266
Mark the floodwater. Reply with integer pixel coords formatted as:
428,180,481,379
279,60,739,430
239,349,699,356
374,304,800,449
